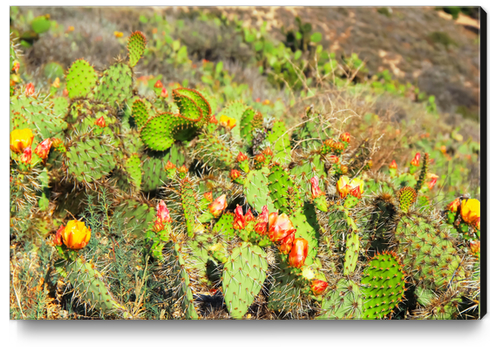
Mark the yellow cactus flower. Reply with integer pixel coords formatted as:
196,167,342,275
336,175,351,198
114,31,124,38
10,128,34,154
219,115,237,130
61,220,91,250
349,178,364,198
460,199,480,226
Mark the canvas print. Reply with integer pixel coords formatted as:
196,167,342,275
9,6,483,320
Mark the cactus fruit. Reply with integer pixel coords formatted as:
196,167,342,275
361,251,405,319
222,242,268,319
127,31,147,67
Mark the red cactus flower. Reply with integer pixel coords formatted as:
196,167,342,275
34,138,52,160
233,205,246,230
410,152,421,167
427,177,437,190
263,147,273,157
161,87,168,98
289,238,308,268
20,146,32,164
310,176,324,199
310,279,328,295
339,132,350,143
12,61,20,73
209,114,218,124
389,160,397,169
278,230,296,254
25,83,35,96
237,152,248,162
209,195,227,218
95,116,106,128
254,205,269,235
54,225,64,246
255,153,265,163
178,165,188,174
268,213,295,242
154,200,171,231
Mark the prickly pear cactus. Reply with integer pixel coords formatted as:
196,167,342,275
317,279,363,320
222,242,268,319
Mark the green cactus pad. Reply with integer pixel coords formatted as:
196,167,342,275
265,121,292,165
222,242,268,319
64,135,117,183
243,168,277,213
113,199,156,237
397,187,417,213
395,216,466,291
290,206,320,265
213,212,235,240
239,108,257,145
56,257,129,318
289,155,326,193
194,132,235,169
317,279,363,319
268,164,303,214
127,31,147,67
131,99,150,129
173,88,211,126
361,251,405,319
180,178,199,238
10,94,67,140
140,112,185,151
66,59,98,99
93,62,132,108
140,147,185,192
219,100,249,140
123,154,142,190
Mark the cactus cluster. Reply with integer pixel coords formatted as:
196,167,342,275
10,29,481,320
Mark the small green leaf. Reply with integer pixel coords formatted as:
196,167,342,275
311,32,322,43
139,15,148,23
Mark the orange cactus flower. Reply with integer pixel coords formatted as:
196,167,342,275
54,225,64,246
203,191,213,202
255,153,265,163
52,77,60,88
460,199,480,226
60,220,91,250
254,205,269,235
153,80,162,89
470,240,480,255
427,177,438,190
389,160,397,169
10,128,34,154
289,238,308,268
219,115,237,130
310,279,328,295
114,31,124,38
410,152,421,166
178,165,188,174
263,147,274,157
268,213,295,242
349,178,364,199
339,132,350,143
209,194,227,218
278,230,296,254
336,176,351,198
310,176,324,199
209,114,218,124
95,116,106,128
328,155,340,164
12,61,20,73
161,87,168,98
34,138,52,160
165,161,176,170
244,210,254,223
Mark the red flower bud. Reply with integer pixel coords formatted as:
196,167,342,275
411,152,421,167
310,279,328,295
263,147,274,157
161,87,168,98
389,160,397,170
255,153,265,163
54,225,64,246
237,152,248,162
233,205,246,230
310,176,324,199
268,213,295,242
339,132,350,143
95,116,106,128
154,80,163,89
278,230,296,254
254,205,269,235
34,138,52,160
154,200,171,231
327,155,340,164
427,177,437,190
230,169,241,181
289,238,308,268
447,198,460,213
244,209,254,223
178,165,188,174
165,161,176,170
209,114,218,124
20,146,32,164
25,83,35,96
203,191,213,202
